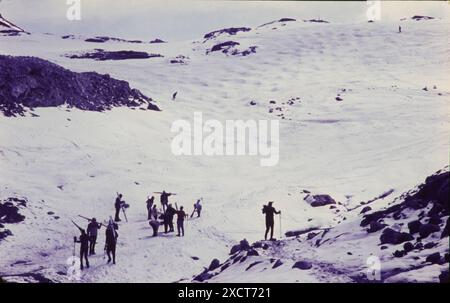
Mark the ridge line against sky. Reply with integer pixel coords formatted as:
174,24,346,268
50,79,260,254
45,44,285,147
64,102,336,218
0,1,449,40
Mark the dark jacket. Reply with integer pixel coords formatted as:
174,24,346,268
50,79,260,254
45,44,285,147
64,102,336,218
263,205,280,222
176,210,186,222
87,222,101,237
115,197,123,210
105,227,118,246
76,234,89,250
161,192,171,204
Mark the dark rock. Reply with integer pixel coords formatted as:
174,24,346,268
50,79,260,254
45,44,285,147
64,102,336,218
292,261,312,270
380,228,414,245
414,242,423,250
304,19,330,23
367,221,387,233
423,242,436,249
442,217,449,238
272,259,283,269
150,38,166,43
307,232,318,240
408,220,422,234
404,198,428,210
308,194,336,207
193,270,213,282
252,241,262,248
249,101,257,106
204,27,251,41
0,229,13,240
403,242,414,252
47,211,55,215
0,199,26,224
229,239,250,255
380,245,388,250
191,256,199,260
347,252,353,255
393,250,406,258
208,259,221,271
411,15,435,21
67,49,163,61
221,263,230,271
428,215,442,225
262,243,269,250
0,55,159,116
419,223,440,238
360,206,372,214
335,96,343,101
279,18,296,22
425,252,441,264
247,249,259,257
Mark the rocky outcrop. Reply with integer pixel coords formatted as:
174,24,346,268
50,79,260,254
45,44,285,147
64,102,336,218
0,197,27,241
0,55,160,117
203,27,251,41
66,49,163,61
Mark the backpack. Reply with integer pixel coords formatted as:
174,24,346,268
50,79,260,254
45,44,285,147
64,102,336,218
262,205,267,214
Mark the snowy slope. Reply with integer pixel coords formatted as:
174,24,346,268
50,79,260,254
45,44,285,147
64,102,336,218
0,16,449,282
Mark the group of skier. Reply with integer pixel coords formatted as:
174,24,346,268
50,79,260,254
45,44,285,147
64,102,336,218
72,218,118,270
72,190,203,270
72,191,281,271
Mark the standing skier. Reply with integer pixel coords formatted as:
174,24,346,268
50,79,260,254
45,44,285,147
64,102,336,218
190,199,202,218
262,201,281,241
87,218,101,255
74,229,90,270
159,190,173,212
114,193,125,222
166,204,176,233
105,220,118,264
151,204,158,220
175,205,186,237
146,196,155,220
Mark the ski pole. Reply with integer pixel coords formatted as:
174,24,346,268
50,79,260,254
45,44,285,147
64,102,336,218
279,213,282,239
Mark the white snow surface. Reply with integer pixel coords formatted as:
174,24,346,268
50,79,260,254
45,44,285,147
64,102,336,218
0,17,449,282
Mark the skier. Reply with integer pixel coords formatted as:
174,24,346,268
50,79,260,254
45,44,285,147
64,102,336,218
164,204,176,233
151,204,158,220
87,218,102,255
114,193,125,222
398,25,402,33
149,218,160,237
105,220,118,264
175,205,186,237
146,196,155,220
262,201,281,241
190,199,202,218
74,229,90,270
159,190,173,212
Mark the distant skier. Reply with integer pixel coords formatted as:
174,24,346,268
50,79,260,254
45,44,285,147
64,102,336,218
175,205,187,237
74,229,90,270
262,201,281,241
87,218,102,255
190,199,202,218
114,193,125,222
146,196,155,220
172,91,178,100
105,220,118,264
398,25,402,33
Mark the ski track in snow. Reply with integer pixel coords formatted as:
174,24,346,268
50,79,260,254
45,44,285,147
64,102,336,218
0,18,449,282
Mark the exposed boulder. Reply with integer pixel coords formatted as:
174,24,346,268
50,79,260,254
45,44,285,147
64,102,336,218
305,194,336,207
360,206,372,214
229,239,250,255
367,221,387,233
408,220,422,234
67,49,163,61
425,252,441,264
380,228,413,245
272,259,283,269
292,261,312,270
208,258,221,271
204,27,251,41
0,55,159,116
418,223,440,239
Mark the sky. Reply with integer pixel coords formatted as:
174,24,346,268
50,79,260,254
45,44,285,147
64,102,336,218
1,1,449,40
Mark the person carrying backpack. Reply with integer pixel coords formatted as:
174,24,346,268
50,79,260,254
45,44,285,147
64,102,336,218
262,201,281,241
